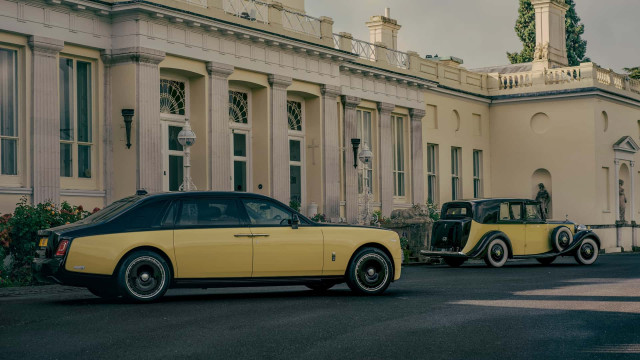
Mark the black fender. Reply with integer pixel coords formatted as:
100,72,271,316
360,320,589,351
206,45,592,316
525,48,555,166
468,231,513,259
558,230,601,256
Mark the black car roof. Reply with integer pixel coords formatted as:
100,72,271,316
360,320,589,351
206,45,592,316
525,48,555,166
447,198,538,205
141,191,276,201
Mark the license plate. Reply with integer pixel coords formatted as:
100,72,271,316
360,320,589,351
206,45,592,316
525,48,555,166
38,238,48,247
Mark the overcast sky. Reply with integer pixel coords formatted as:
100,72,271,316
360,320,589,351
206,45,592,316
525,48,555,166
306,0,639,73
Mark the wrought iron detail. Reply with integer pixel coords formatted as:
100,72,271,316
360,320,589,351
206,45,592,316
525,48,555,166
229,91,249,124
160,79,186,115
287,100,302,131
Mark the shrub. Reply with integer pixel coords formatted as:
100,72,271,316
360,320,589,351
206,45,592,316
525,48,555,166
311,213,327,223
289,200,301,212
0,197,97,286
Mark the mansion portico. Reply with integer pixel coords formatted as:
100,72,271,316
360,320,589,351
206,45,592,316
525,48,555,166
1,0,639,250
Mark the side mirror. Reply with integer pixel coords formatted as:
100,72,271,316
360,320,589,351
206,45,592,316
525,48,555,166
291,214,300,230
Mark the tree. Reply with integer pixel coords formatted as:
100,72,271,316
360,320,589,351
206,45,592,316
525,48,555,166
507,0,590,66
624,67,640,80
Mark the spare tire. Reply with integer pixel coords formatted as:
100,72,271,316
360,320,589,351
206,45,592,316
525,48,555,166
551,226,572,252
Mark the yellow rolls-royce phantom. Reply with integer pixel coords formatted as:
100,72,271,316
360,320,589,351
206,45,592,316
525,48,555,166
33,191,401,302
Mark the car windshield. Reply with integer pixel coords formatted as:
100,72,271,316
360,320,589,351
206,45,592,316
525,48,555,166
77,196,142,224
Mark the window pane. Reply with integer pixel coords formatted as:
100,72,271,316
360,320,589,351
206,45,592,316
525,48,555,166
290,165,301,203
510,204,522,220
60,143,72,177
168,126,183,151
177,198,242,227
160,80,186,115
229,91,248,124
396,117,404,171
76,61,92,143
233,133,246,157
242,199,292,226
526,204,542,221
234,160,247,192
398,172,405,197
287,100,302,131
0,49,18,137
289,139,301,162
169,155,183,191
1,138,17,175
59,58,73,141
78,144,91,178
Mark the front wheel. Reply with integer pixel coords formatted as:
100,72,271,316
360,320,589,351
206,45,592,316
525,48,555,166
346,247,393,295
575,238,599,265
117,250,171,302
443,257,466,267
484,238,509,268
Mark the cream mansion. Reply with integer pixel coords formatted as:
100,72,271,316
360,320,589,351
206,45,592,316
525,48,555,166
0,0,639,250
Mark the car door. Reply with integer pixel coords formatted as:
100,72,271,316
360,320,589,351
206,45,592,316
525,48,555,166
240,198,324,277
524,202,553,255
497,201,526,256
172,197,253,278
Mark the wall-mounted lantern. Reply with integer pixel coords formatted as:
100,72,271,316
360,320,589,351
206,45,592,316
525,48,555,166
350,138,361,168
121,109,134,149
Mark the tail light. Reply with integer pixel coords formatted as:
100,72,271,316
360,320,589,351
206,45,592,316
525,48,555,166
55,239,70,257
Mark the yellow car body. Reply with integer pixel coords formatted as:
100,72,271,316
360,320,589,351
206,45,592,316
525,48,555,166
33,192,401,301
422,199,600,268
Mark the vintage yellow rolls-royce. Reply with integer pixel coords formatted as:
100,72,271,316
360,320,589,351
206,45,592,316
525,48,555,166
33,191,401,301
421,199,600,268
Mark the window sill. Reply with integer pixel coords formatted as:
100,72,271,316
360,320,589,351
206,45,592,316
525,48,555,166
0,187,32,195
60,189,106,197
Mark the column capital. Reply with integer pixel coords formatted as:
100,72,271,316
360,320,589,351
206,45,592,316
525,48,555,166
268,74,292,89
207,61,234,78
631,161,636,168
615,159,621,165
110,47,166,66
409,107,426,120
377,102,395,115
341,95,361,109
321,84,341,98
28,36,63,57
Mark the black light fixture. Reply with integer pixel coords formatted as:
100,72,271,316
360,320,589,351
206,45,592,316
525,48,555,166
122,109,134,149
350,138,361,168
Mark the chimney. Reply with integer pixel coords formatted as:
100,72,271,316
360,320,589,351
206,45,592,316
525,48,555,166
531,0,569,68
366,8,401,50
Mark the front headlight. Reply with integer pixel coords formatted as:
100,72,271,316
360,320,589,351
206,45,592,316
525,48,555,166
576,224,588,232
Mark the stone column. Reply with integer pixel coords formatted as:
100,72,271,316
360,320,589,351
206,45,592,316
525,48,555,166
111,47,166,193
632,161,637,248
29,36,64,205
207,62,234,191
614,159,621,223
410,108,426,205
268,74,292,203
321,85,341,220
100,51,114,205
342,95,361,224
378,102,395,217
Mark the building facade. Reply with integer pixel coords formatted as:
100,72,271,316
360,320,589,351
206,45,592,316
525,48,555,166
0,0,639,250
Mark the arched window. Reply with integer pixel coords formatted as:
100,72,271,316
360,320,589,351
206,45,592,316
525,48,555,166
229,88,251,192
287,99,304,206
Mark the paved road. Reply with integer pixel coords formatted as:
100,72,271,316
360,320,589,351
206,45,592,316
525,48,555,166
2,254,640,360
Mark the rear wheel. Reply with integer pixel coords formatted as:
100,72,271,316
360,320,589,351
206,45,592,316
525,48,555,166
88,286,119,299
443,257,466,267
346,247,393,295
484,238,509,268
575,238,599,265
117,250,171,302
536,257,556,265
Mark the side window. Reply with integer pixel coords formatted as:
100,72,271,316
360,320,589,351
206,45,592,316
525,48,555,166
113,200,169,231
510,203,522,221
176,198,242,227
525,204,543,221
499,202,510,221
242,199,293,226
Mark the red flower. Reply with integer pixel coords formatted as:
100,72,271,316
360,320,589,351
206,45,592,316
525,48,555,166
92,207,100,214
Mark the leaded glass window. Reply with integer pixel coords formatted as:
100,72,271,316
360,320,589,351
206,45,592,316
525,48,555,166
160,79,186,115
229,91,248,124
0,48,18,176
287,100,302,131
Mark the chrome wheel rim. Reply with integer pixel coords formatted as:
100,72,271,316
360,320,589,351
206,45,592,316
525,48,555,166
580,242,595,260
490,244,505,262
558,232,570,248
125,256,166,299
355,253,389,292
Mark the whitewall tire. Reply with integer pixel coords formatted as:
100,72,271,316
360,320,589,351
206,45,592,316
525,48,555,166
575,238,599,265
484,238,509,268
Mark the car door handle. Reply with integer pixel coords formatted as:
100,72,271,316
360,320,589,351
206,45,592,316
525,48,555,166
234,234,254,238
251,234,270,237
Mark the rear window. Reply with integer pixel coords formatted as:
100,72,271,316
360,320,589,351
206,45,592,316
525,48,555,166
77,196,142,224
441,203,473,220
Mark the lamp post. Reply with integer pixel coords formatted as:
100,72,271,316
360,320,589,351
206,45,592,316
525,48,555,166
177,119,197,192
358,143,373,225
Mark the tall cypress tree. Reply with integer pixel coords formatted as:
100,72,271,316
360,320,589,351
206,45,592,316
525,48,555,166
507,0,590,66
